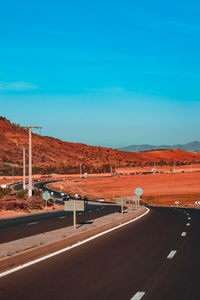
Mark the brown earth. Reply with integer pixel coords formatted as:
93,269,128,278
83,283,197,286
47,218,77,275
49,172,200,207
1,117,200,176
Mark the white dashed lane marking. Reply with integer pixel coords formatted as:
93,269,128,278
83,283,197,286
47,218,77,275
131,292,145,300
188,217,191,220
186,223,190,226
181,232,186,237
59,216,66,219
27,222,39,225
167,250,177,259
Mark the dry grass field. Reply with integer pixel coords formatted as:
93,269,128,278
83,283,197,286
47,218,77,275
49,171,200,207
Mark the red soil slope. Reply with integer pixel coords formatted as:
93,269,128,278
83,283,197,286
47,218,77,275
1,117,200,175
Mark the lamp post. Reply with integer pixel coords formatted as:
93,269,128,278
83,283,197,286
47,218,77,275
22,126,42,197
23,147,26,190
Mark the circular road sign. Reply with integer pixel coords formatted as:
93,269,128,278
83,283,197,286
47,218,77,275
135,187,143,196
198,201,200,205
175,201,179,204
43,191,50,201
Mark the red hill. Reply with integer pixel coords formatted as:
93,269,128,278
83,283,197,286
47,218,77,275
0,117,200,175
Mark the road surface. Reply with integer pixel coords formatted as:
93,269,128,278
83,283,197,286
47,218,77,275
1,206,200,299
0,204,120,244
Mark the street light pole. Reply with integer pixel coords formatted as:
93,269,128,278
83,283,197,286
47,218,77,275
28,127,32,197
80,163,82,178
22,126,42,197
23,147,26,190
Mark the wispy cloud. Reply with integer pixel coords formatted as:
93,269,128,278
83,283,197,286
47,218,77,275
0,81,38,91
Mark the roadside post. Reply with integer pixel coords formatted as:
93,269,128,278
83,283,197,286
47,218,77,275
73,200,76,229
43,191,50,208
175,201,179,207
135,187,143,207
64,199,84,230
116,197,125,214
132,195,140,209
51,192,55,206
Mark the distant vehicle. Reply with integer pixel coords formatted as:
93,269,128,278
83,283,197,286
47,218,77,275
77,195,82,200
84,196,88,205
98,198,105,202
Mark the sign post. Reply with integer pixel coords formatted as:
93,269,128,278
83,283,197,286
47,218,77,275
132,195,140,209
42,191,50,208
121,198,124,215
64,200,84,229
135,187,143,206
73,200,76,229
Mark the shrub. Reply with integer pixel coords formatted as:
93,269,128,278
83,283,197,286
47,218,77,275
0,187,12,198
16,190,27,199
33,188,42,197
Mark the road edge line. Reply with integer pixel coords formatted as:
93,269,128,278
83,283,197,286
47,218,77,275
0,207,150,278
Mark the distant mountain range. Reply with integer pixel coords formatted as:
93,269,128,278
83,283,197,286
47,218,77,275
118,141,200,152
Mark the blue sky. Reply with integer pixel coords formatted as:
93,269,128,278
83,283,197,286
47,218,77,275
1,0,200,148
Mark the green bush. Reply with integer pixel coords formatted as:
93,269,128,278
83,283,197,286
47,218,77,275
0,187,12,198
16,189,27,199
33,189,42,197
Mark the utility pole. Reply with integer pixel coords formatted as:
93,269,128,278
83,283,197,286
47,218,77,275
23,147,26,190
12,166,14,183
110,165,112,176
22,126,42,197
80,163,82,178
174,161,176,173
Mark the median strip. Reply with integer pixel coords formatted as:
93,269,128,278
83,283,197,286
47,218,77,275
0,207,149,277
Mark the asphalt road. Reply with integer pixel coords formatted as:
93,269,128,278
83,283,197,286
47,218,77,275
0,180,120,244
0,204,120,244
1,206,200,299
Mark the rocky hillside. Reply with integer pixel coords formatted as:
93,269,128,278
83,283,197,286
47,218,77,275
118,141,200,152
1,117,200,175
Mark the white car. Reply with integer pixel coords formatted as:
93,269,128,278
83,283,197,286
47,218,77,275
98,198,105,202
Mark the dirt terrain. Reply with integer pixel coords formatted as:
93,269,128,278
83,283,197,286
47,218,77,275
49,172,200,207
1,117,200,175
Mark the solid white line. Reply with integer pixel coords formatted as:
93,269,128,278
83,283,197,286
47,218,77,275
181,232,186,237
0,208,150,278
131,291,145,300
167,250,177,259
186,223,190,226
27,222,39,225
59,216,66,219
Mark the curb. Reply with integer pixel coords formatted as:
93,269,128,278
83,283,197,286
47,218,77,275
0,206,148,274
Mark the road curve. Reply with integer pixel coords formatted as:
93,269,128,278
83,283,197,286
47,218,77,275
1,206,200,299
